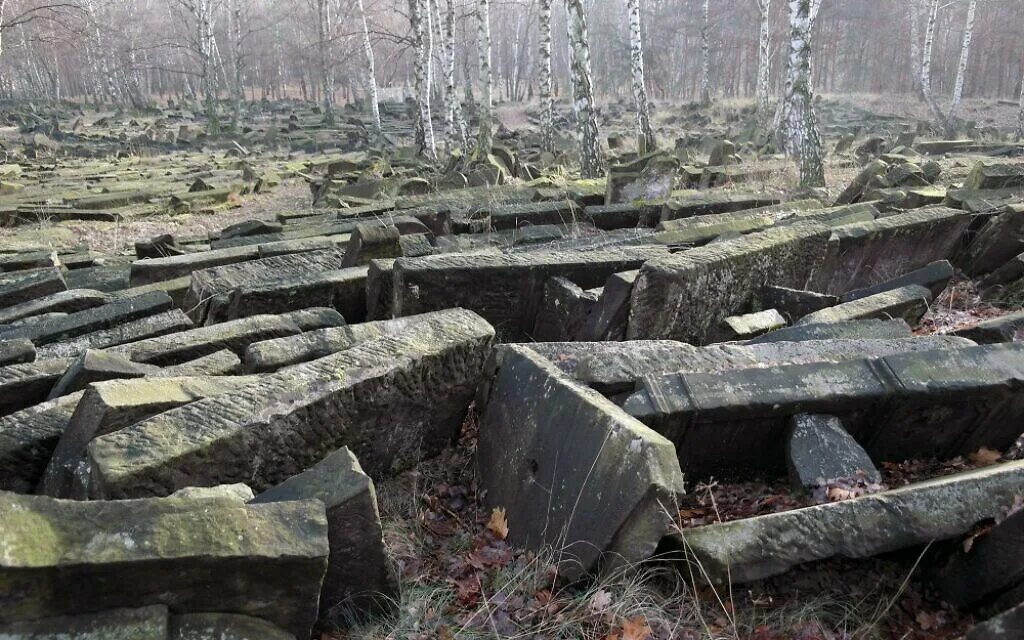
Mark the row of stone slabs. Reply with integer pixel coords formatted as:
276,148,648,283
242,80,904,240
2,311,1023,634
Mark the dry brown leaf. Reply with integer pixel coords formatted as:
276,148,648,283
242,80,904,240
969,447,1002,466
621,617,652,640
588,589,613,615
487,506,509,539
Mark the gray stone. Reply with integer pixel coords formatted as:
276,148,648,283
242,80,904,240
954,311,1024,344
130,245,260,286
212,267,369,325
786,414,881,489
531,277,600,342
749,318,913,344
0,268,66,309
962,205,1024,277
0,359,73,417
46,350,161,400
966,602,1024,640
171,483,255,502
711,309,787,342
170,613,295,640
673,461,1024,584
935,507,1024,610
0,491,329,638
838,260,954,303
761,285,838,321
0,289,109,326
282,307,347,331
34,310,195,360
660,192,781,223
342,224,401,267
479,346,684,580
796,284,933,326
253,447,398,624
963,161,1024,191
0,392,84,493
84,309,494,497
0,292,174,347
160,349,241,376
0,339,34,367
0,605,168,639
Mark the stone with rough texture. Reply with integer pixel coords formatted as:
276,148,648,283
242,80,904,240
966,602,1024,640
85,309,494,497
796,285,933,326
0,359,73,417
961,205,1024,276
0,491,328,637
838,260,953,303
46,350,160,400
0,605,169,639
253,447,398,625
0,339,34,367
0,292,173,347
954,311,1024,344
748,318,912,344
0,392,84,493
479,346,684,580
761,285,838,321
786,414,881,489
934,507,1024,610
711,309,787,342
170,613,295,640
34,310,195,360
0,289,108,326
674,461,1024,584
0,268,66,309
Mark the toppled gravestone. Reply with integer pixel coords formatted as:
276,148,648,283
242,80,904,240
786,414,881,490
84,309,494,497
478,346,685,580
674,460,1024,584
0,491,329,637
934,507,1024,614
253,447,398,625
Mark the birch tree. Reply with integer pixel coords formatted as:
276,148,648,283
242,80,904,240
315,0,335,125
949,0,977,117
780,0,825,188
566,0,604,177
537,0,554,153
227,0,244,131
700,0,710,105
918,0,949,129
753,0,772,124
476,0,493,155
356,0,382,140
1018,69,1024,140
435,0,465,154
411,0,436,158
909,0,922,95
627,0,655,151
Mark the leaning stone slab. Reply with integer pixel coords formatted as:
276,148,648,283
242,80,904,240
393,248,668,341
41,375,256,499
479,346,684,580
0,605,169,639
0,491,329,638
107,314,302,366
963,161,1024,191
161,348,241,375
954,310,1024,344
0,392,84,493
34,310,194,360
0,289,108,326
683,461,1024,586
838,260,953,303
748,318,912,344
811,207,971,295
212,267,369,326
710,309,786,342
934,507,1024,611
961,205,1024,276
85,309,494,497
170,613,295,640
796,284,933,326
0,338,34,367
531,276,600,342
0,358,73,417
253,447,398,624
580,270,638,341
0,267,66,309
47,350,160,400
129,244,260,286
660,191,781,223
966,602,1024,640
0,292,174,347
786,414,880,490
628,222,831,342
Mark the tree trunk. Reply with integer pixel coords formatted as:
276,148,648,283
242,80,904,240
566,0,604,177
782,0,825,188
316,0,335,125
909,0,922,95
700,0,711,105
412,0,437,158
755,0,772,124
537,0,554,153
357,0,383,140
228,0,244,131
950,0,978,116
627,0,655,151
1017,69,1024,140
476,0,493,155
919,0,951,132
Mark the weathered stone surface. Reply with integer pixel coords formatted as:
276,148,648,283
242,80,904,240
628,222,831,343
107,314,301,366
0,268,66,309
213,267,369,325
341,224,401,267
786,414,880,489
954,311,1024,344
0,359,73,417
962,205,1024,276
253,447,398,624
811,207,971,295
660,192,781,223
161,349,241,376
762,285,838,321
170,613,295,640
130,245,260,286
582,203,662,230
835,159,888,205
0,392,84,493
479,347,684,579
531,276,600,342
966,602,1024,640
838,260,953,303
34,310,194,360
796,284,933,326
0,605,169,639
41,375,256,499
748,318,913,344
0,292,174,347
282,307,347,331
0,289,108,326
674,461,1024,584
935,507,1024,610
573,336,975,395
85,309,494,497
622,344,1024,477
580,270,638,341
393,249,667,341
171,483,255,502
711,309,787,342
0,338,34,367
487,201,583,230
963,161,1024,191
0,491,329,637
47,350,160,400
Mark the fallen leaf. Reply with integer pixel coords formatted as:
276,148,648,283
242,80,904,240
588,589,613,615
968,447,1002,466
621,617,652,640
487,506,509,539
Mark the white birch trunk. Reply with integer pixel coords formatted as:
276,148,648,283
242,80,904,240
1017,70,1024,140
566,0,604,177
949,0,977,116
476,0,493,155
700,0,711,105
909,0,922,94
538,0,554,153
919,0,950,130
357,0,383,139
316,0,335,125
412,0,437,158
782,0,824,188
755,0,772,123
627,0,655,151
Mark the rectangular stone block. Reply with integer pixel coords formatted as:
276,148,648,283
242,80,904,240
0,491,329,638
0,338,34,367
211,267,369,325
0,267,66,308
0,289,109,326
0,292,174,347
85,309,494,498
0,392,84,493
130,245,260,286
34,310,194,360
0,358,73,416
795,284,933,326
660,191,781,223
